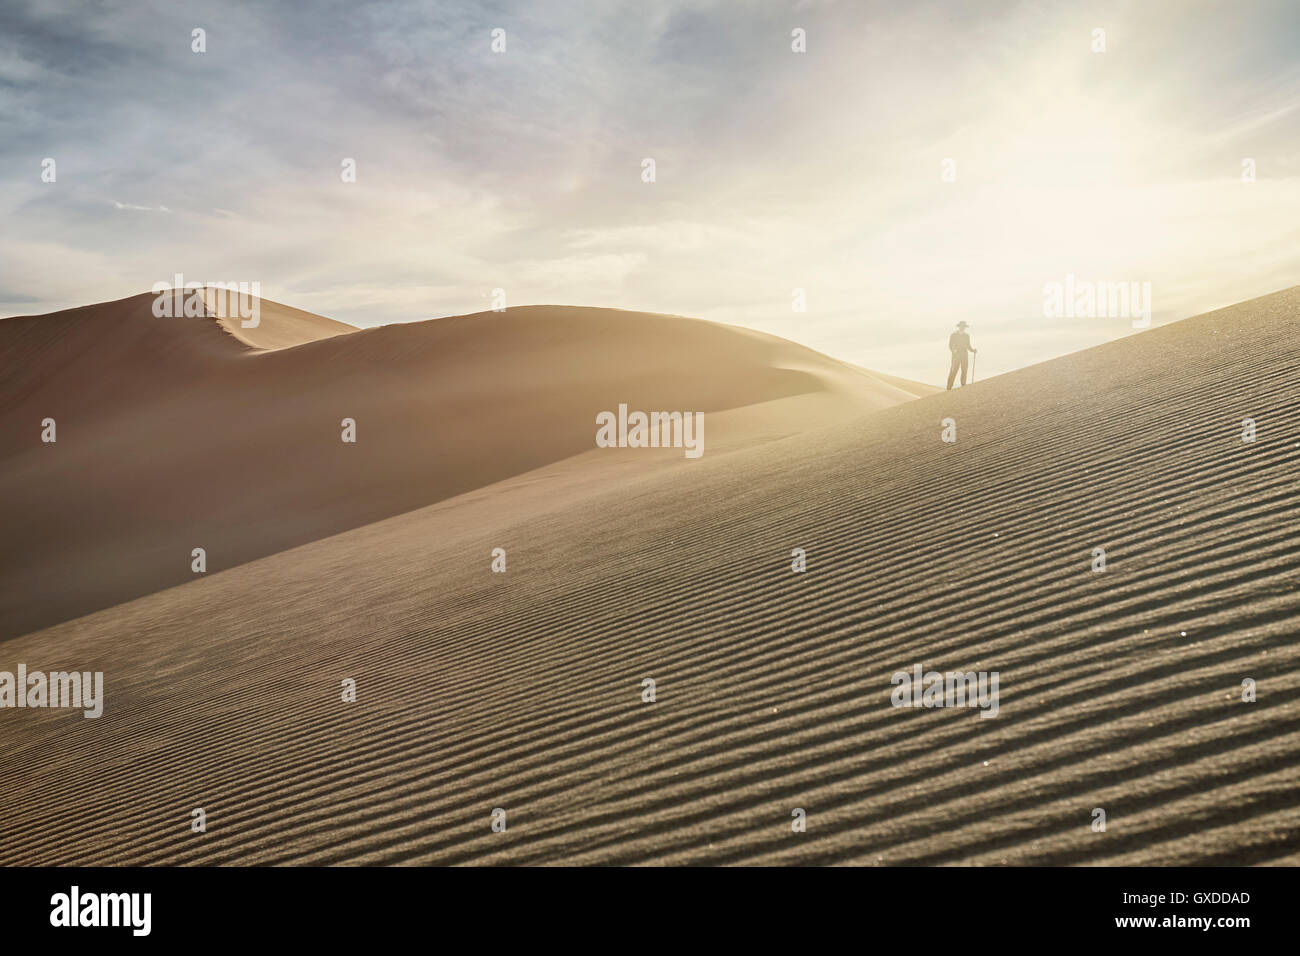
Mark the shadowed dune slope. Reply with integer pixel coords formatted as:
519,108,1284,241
0,293,928,639
0,286,1296,865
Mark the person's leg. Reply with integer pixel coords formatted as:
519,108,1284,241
947,353,960,389
959,353,969,386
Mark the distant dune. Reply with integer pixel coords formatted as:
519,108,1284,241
0,286,1296,865
0,292,931,639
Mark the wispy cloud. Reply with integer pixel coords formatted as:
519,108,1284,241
110,200,170,212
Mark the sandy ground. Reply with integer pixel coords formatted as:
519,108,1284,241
0,287,1296,865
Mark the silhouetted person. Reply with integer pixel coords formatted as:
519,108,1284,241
947,320,976,389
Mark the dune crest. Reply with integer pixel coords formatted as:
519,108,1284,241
201,288,356,350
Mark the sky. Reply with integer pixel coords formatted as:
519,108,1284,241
2,0,1298,382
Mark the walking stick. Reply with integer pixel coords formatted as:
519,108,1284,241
970,351,976,384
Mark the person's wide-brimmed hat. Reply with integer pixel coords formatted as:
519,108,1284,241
955,321,970,328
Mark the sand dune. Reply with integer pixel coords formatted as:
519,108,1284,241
203,288,356,350
0,292,930,639
0,286,1296,865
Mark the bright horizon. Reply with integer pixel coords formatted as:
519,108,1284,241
3,0,1298,383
